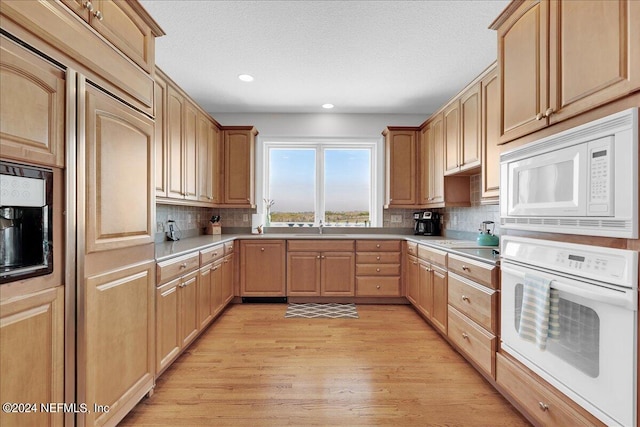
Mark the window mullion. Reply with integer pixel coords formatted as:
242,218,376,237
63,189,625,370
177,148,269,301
316,144,324,225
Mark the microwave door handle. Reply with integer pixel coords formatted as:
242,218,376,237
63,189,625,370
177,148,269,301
501,265,636,310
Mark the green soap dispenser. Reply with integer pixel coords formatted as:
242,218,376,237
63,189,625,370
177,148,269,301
477,221,499,246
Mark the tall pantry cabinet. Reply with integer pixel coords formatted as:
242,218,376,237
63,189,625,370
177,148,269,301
0,2,164,427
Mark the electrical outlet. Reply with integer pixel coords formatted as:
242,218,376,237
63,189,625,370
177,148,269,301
242,214,249,222
391,214,402,223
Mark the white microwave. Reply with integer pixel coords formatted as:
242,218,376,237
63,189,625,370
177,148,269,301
500,108,638,238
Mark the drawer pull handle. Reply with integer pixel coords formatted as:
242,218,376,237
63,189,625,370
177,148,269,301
376,256,381,260
317,255,321,259
461,295,470,302
462,265,470,271
376,268,380,272
261,248,265,251
179,263,187,269
376,244,381,248
376,285,381,289
462,333,469,340
538,402,549,412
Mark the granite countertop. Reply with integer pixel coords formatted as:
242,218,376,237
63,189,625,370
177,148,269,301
155,232,500,265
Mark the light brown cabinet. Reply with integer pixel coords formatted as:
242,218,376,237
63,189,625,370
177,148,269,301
444,83,481,175
410,245,448,335
405,242,420,305
287,240,355,297
60,0,159,73
443,100,460,175
492,0,640,143
0,286,64,427
0,35,65,167
183,100,198,201
221,252,235,305
198,115,220,204
480,65,500,203
356,240,402,297
419,116,445,206
383,127,418,207
223,127,257,207
240,240,286,296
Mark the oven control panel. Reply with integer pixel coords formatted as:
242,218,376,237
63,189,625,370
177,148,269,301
502,236,637,288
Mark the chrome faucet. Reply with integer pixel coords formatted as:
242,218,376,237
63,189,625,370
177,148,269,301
318,219,323,235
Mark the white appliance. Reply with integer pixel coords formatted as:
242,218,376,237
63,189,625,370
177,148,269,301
500,236,638,426
500,108,638,238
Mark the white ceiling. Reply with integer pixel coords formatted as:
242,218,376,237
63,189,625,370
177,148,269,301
140,0,509,115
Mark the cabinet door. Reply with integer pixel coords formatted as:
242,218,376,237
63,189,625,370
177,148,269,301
481,67,500,202
154,74,168,197
405,255,419,305
156,278,180,374
180,271,199,347
197,266,213,330
0,287,64,427
89,0,155,73
60,0,91,21
287,252,321,296
211,260,224,316
384,129,417,207
240,241,286,296
221,253,234,305
443,101,460,175
223,128,256,207
210,123,222,205
183,100,198,201
428,114,445,205
0,35,65,167
459,83,481,172
418,125,430,205
83,261,155,427
84,83,154,252
497,0,550,142
418,261,433,318
431,266,447,334
167,85,184,199
197,112,214,204
321,252,355,296
548,0,640,124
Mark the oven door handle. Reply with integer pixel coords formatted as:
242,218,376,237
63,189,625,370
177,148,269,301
501,265,636,310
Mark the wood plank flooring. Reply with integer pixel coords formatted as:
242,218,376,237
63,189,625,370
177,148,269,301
120,304,529,426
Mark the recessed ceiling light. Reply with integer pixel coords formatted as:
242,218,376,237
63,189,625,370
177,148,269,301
238,74,254,82
322,103,334,109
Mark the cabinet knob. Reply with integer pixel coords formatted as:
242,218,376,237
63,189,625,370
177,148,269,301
535,112,544,121
462,333,469,340
84,1,94,11
317,255,321,259
544,108,554,118
462,265,470,271
376,268,380,272
376,256,381,260
321,255,325,259
261,247,265,251
179,263,187,269
538,402,549,412
462,295,470,302
376,285,381,289
93,9,104,20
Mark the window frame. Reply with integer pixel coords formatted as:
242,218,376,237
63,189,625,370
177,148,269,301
258,137,382,227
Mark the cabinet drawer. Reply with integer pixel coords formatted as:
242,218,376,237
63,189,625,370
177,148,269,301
288,239,355,252
356,252,401,264
448,272,497,333
356,240,401,252
356,277,401,296
406,241,418,256
224,241,234,254
356,264,401,276
448,254,499,289
418,245,447,266
448,305,496,378
156,252,199,284
496,353,605,427
200,245,224,265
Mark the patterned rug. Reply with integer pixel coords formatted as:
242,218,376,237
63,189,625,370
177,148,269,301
284,303,359,319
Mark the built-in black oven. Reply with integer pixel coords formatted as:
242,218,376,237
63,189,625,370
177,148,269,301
0,161,53,284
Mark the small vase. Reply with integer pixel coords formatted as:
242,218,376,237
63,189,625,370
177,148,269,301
265,213,271,227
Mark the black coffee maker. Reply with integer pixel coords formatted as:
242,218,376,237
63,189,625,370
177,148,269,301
413,211,440,236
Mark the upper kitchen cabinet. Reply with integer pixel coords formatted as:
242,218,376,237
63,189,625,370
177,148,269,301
197,113,220,204
480,65,500,204
491,0,640,144
0,34,65,168
444,83,481,176
60,0,161,74
222,126,257,208
1,0,163,115
383,127,417,208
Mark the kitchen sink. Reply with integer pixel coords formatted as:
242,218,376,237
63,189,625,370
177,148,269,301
293,233,348,237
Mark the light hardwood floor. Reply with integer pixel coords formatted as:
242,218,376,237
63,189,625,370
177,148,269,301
120,304,529,426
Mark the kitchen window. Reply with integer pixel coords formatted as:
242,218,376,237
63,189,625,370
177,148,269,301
262,140,379,227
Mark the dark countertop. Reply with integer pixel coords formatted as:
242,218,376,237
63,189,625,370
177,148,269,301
155,232,500,265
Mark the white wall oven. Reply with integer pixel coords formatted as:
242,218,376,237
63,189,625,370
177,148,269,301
0,161,53,284
500,107,638,238
501,236,638,426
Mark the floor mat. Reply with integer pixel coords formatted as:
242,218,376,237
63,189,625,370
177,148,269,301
284,303,359,319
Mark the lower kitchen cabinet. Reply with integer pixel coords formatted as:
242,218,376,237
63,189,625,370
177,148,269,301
240,240,286,296
287,240,355,297
221,252,234,305
355,240,402,297
0,286,64,427
413,245,448,335
405,254,419,305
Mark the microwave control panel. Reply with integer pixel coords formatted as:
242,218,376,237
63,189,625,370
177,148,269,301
587,136,613,216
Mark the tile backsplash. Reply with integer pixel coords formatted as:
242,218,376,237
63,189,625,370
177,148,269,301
156,174,499,239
